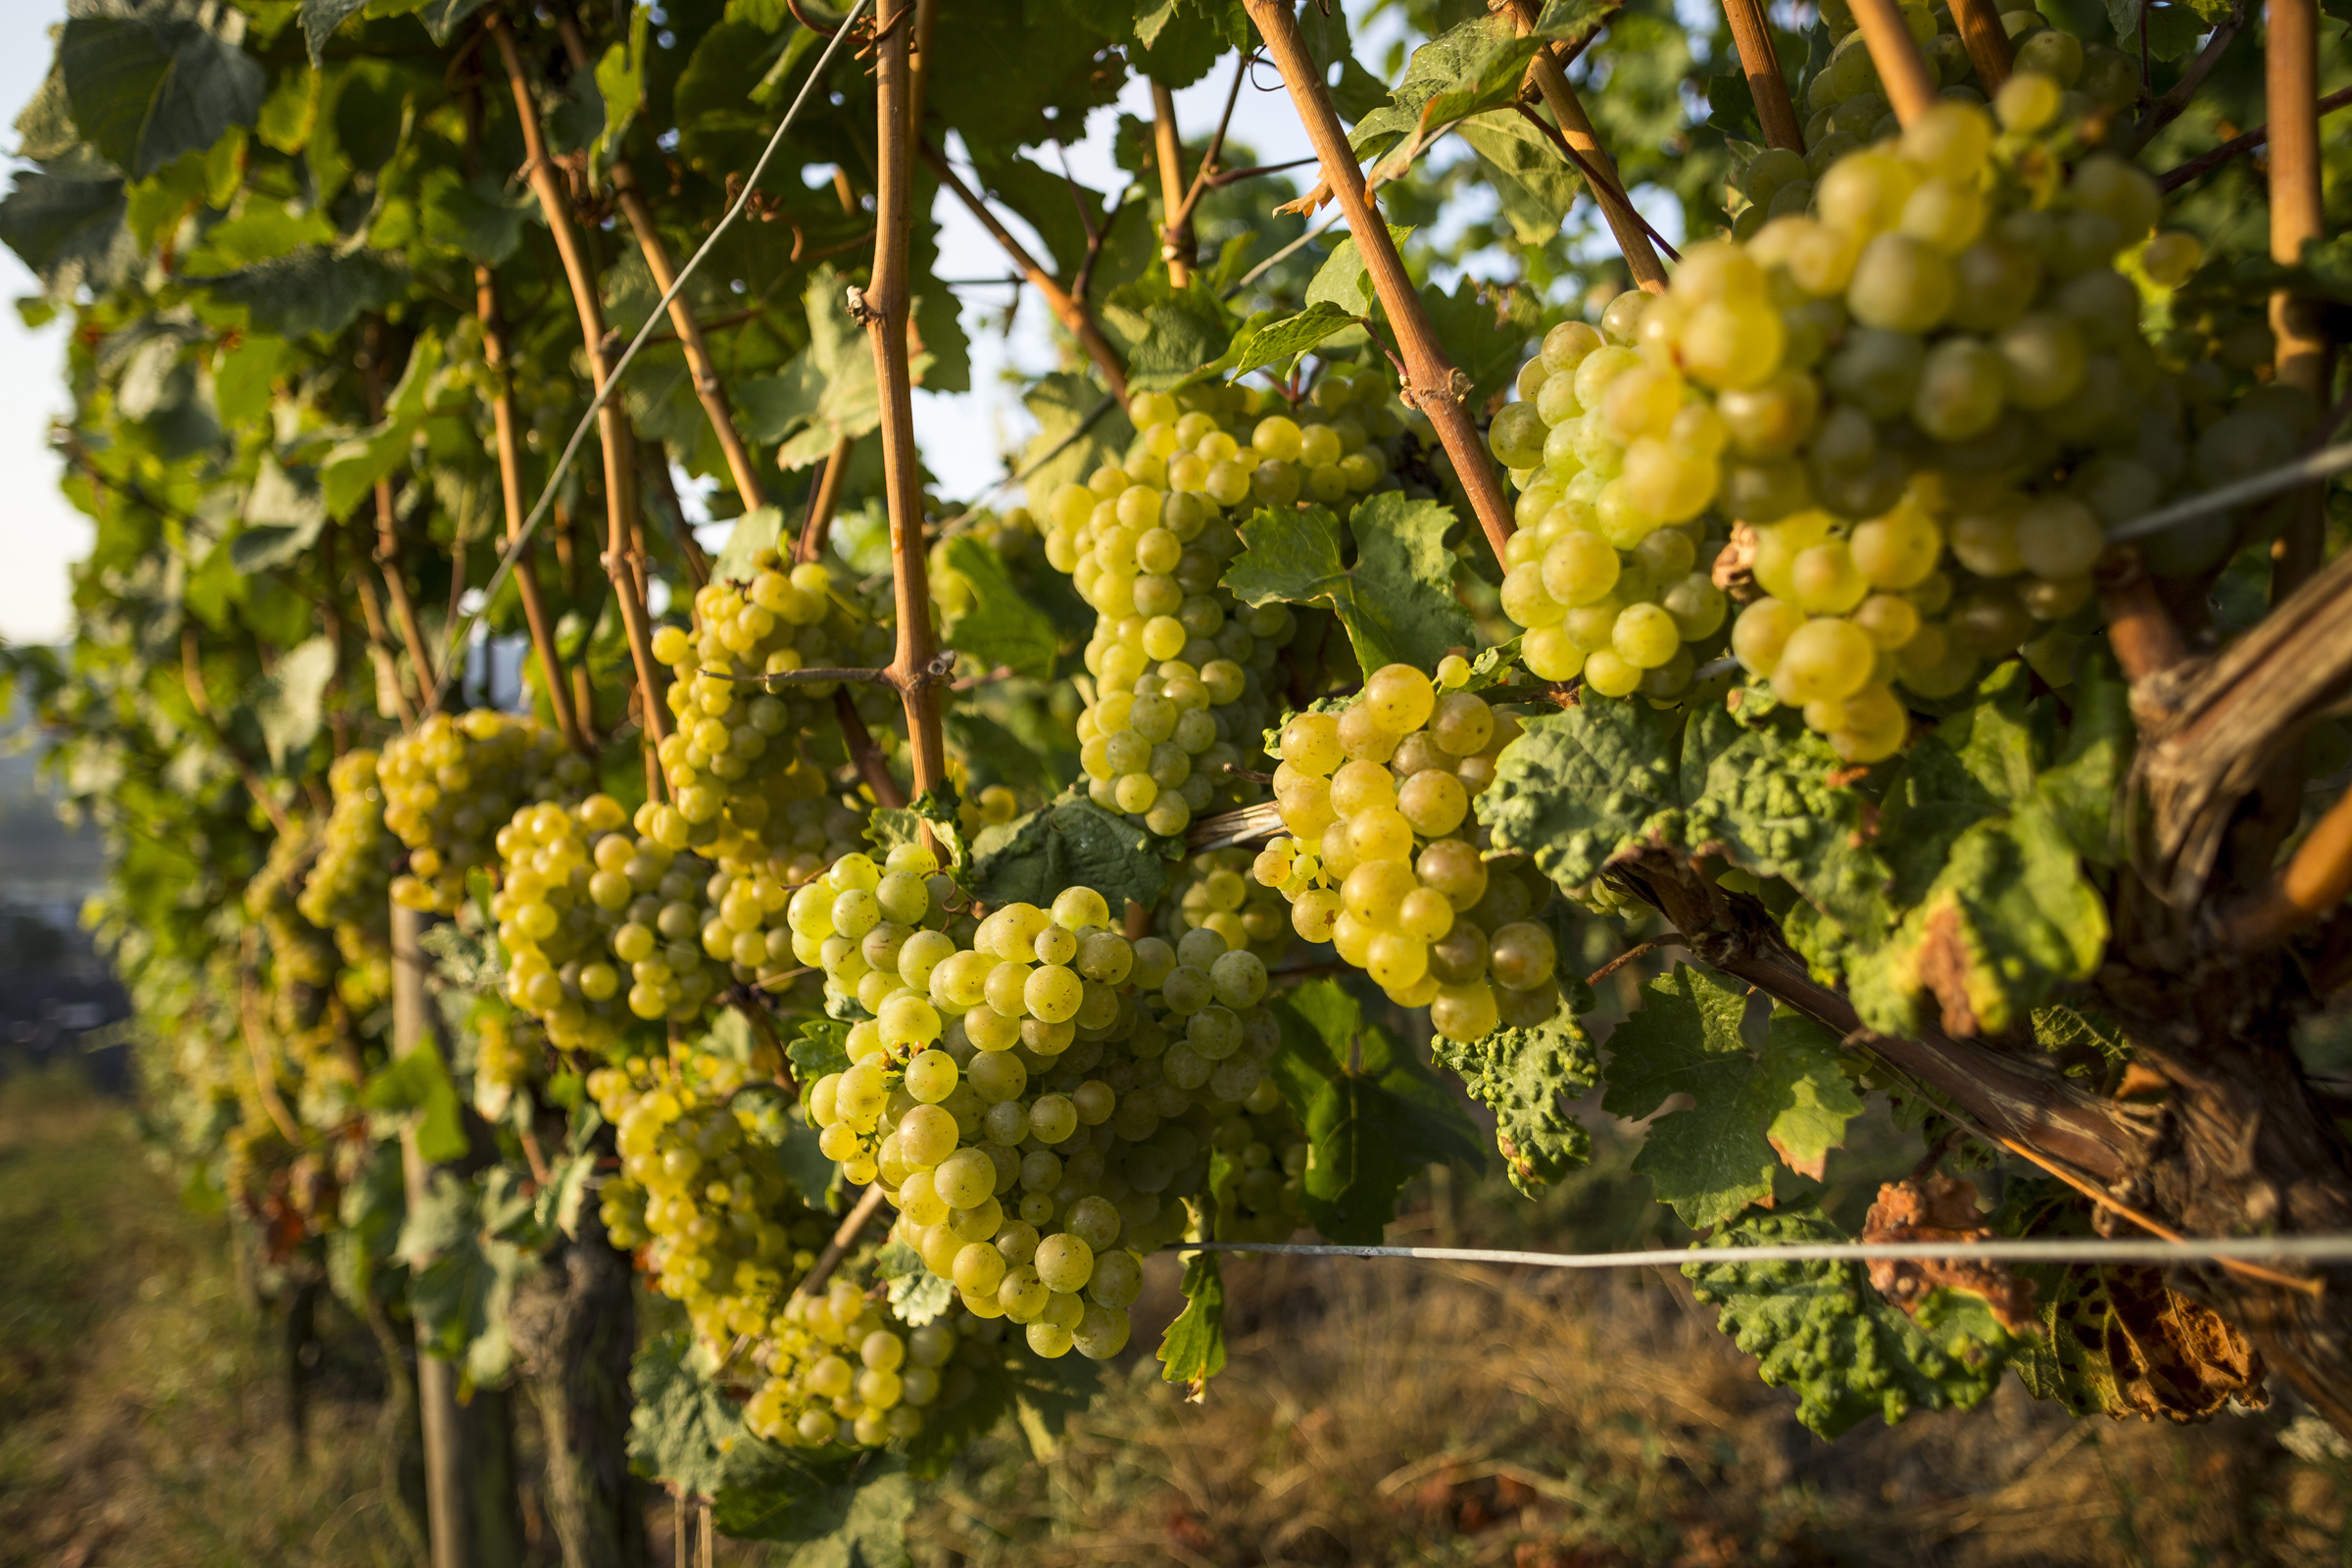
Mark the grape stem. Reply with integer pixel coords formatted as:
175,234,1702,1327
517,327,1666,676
920,143,1132,403
477,264,592,755
1152,80,1197,286
1586,934,1680,987
715,651,958,693
1242,0,1518,568
2158,83,2352,192
362,319,444,716
1493,0,1670,291
490,15,672,750
795,1185,890,1298
1159,51,1254,255
2133,0,2250,150
1717,0,1808,152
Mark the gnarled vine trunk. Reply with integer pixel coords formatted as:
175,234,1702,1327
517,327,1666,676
509,1211,649,1568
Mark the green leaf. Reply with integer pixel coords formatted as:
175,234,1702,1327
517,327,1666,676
709,506,787,585
1267,979,1483,1243
1706,74,1765,145
419,168,530,265
734,266,886,469
229,456,325,572
788,1017,853,1082
1101,274,1236,393
1455,111,1586,246
1600,963,1862,1226
0,170,135,299
1303,226,1412,317
62,7,266,179
714,1455,915,1562
1213,300,1363,384
1479,700,1690,895
1681,703,1892,941
192,246,409,340
1221,494,1475,675
2036,651,2132,865
299,0,370,65
1684,1200,2022,1438
1156,1250,1226,1395
1417,275,1527,412
1015,372,1132,501
939,535,1060,681
592,12,648,160
968,795,1168,914
1430,1004,1597,1196
399,1166,544,1383
875,1240,954,1326
364,1036,468,1165
319,422,414,521
252,636,337,770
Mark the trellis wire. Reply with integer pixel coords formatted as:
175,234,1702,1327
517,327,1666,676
427,0,874,705
2105,440,2352,543
1178,1235,2352,1269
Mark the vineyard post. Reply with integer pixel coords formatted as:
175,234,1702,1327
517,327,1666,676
2268,0,2330,598
1494,0,1671,290
1243,0,1518,566
1718,0,1807,151
866,0,949,805
393,903,495,1568
1844,0,1941,123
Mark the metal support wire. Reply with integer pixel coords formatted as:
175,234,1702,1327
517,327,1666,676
1178,1234,2352,1271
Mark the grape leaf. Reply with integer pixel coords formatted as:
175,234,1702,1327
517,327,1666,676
939,534,1061,681
713,1457,914,1563
191,246,409,340
709,506,787,585
1206,300,1363,385
1479,700,1690,895
1156,1250,1227,1396
363,1036,468,1165
399,1166,544,1384
1685,1200,2023,1438
1417,275,1527,411
734,266,887,470
1430,1001,1597,1196
1100,273,1236,393
1456,111,1587,246
968,795,1168,914
1016,371,1132,501
61,5,265,179
1681,702,1892,942
1304,225,1412,312
874,1240,954,1326
2036,650,2132,865
1267,978,1483,1243
1599,962,1862,1226
0,170,136,300
1221,494,1474,675
788,1017,853,1082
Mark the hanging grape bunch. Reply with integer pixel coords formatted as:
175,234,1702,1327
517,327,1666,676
492,793,751,1048
1488,84,2228,762
1169,846,1294,959
1251,666,1563,1042
748,1288,974,1449
590,1045,830,1346
1205,1076,1310,1243
297,749,394,1004
383,710,588,911
652,552,893,879
793,848,1293,1357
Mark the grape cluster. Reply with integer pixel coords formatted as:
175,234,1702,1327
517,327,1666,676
1204,1084,1309,1243
491,793,740,1049
794,849,1289,1358
1492,88,2212,761
590,1047,831,1345
652,555,895,879
384,711,587,912
747,1287,971,1449
1170,847,1293,959
469,1004,542,1121
1253,667,1562,1043
1041,383,1405,836
296,749,394,984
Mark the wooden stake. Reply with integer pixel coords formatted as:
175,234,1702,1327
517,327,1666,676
2269,0,2330,601
491,15,669,748
868,0,949,805
1947,0,2013,94
1243,0,1517,565
1717,0,1808,152
1845,0,1940,125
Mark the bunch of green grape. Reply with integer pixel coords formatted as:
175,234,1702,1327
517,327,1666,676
589,1046,831,1345
1729,0,2137,229
1490,87,2213,762
1252,667,1563,1043
746,1285,971,1449
383,710,587,912
651,554,896,878
954,780,1023,842
1170,846,1293,959
298,749,394,994
1038,379,1437,836
1204,1081,1309,1243
794,850,1287,1358
468,1003,542,1121
249,821,338,1002
491,793,744,1048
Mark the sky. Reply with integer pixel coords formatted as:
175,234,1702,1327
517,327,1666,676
0,3,1673,648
